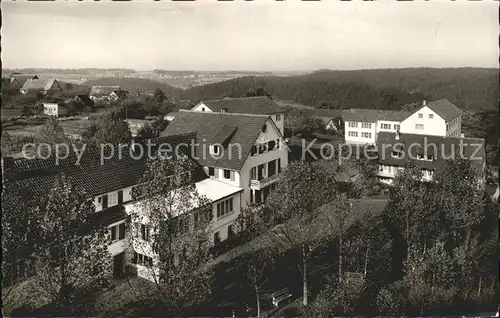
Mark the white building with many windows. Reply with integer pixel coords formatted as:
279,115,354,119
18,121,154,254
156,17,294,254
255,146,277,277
399,99,462,137
344,109,410,144
162,110,289,208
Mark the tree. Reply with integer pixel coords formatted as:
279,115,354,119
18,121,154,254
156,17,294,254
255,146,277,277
38,117,70,145
236,205,278,317
386,165,439,263
137,123,155,139
92,111,132,145
30,175,112,315
262,161,338,306
154,88,166,103
130,155,214,316
243,87,271,98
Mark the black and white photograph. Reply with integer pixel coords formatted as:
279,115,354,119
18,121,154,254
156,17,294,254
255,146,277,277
1,1,499,317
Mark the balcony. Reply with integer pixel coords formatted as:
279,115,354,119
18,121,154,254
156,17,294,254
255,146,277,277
249,173,281,190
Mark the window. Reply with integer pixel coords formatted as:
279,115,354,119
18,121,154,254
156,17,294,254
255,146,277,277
202,107,205,111
228,225,234,238
97,196,102,204
276,139,280,149
251,145,257,156
217,198,234,218
110,226,117,241
133,252,153,267
119,223,125,240
258,143,267,154
223,169,231,179
361,122,372,129
426,155,434,161
429,114,433,119
268,140,276,150
415,124,424,130
277,158,281,173
276,114,281,121
262,124,267,132
381,123,391,129
391,151,402,158
214,232,221,244
446,123,449,130
251,167,257,180
208,167,215,176
211,145,220,155
418,113,423,118
221,108,227,113
141,224,150,241
361,132,372,138
118,190,123,204
416,153,425,160
268,160,277,177
394,124,400,131
108,192,118,206
348,131,358,137
348,122,358,128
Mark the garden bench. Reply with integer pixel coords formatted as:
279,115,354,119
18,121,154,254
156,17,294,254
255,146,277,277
271,287,292,307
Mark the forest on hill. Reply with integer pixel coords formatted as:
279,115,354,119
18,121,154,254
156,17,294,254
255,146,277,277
178,68,498,111
82,78,183,98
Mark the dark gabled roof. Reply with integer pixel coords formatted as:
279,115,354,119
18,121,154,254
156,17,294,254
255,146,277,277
200,96,283,115
86,205,129,229
343,109,411,123
75,94,95,107
6,132,202,198
425,99,463,122
10,74,39,86
2,77,21,91
161,110,272,171
21,79,59,91
376,132,485,174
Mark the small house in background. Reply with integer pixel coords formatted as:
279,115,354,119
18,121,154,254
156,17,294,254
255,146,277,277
125,118,156,137
90,86,129,102
325,116,344,132
10,73,39,87
73,94,95,108
20,79,64,96
43,102,68,117
1,77,22,94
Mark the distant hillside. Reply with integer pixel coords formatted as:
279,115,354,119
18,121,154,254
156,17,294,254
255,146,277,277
82,78,183,98
179,68,498,110
179,76,426,111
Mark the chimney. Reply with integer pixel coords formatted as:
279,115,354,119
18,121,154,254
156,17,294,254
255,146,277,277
395,130,400,140
422,100,427,106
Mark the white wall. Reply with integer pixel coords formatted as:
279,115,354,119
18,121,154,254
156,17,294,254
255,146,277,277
344,120,377,144
210,192,242,243
239,118,288,206
400,106,446,136
94,185,135,212
107,220,128,256
191,102,212,112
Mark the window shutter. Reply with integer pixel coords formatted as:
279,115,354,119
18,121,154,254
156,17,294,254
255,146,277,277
214,168,219,178
118,190,123,204
230,171,235,181
119,223,125,240
102,195,108,209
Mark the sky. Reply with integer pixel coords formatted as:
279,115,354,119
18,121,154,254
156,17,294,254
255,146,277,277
2,1,498,71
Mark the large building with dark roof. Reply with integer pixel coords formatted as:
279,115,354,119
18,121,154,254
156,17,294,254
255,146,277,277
344,99,463,145
2,133,244,280
375,131,485,184
162,110,289,206
190,96,285,135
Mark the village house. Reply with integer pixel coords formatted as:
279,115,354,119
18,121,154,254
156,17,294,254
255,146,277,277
89,85,129,102
20,78,64,96
73,94,96,109
344,99,463,144
190,96,286,135
398,99,463,137
1,77,22,94
42,102,68,117
161,110,289,209
10,73,39,87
